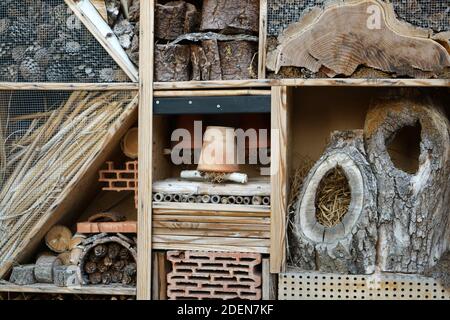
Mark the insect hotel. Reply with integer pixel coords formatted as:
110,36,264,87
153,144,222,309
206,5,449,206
0,0,449,301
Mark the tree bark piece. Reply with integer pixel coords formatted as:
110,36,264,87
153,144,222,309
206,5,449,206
267,0,450,78
34,255,62,284
155,1,199,40
53,265,77,287
290,130,378,274
45,225,72,253
201,40,222,80
154,44,191,82
190,45,209,81
218,41,257,80
9,265,36,285
364,93,450,273
201,0,259,34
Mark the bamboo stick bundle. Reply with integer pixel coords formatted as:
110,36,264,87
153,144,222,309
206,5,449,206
0,92,137,271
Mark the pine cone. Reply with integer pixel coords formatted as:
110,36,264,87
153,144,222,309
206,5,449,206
84,261,97,274
93,244,107,258
46,62,70,82
108,243,121,259
102,271,112,285
34,48,51,68
64,41,81,55
97,261,108,273
88,272,102,285
0,65,19,82
0,18,11,35
119,248,130,260
0,42,13,59
19,57,42,81
11,45,27,63
124,262,137,276
111,270,123,283
113,260,126,272
8,17,36,44
72,64,96,81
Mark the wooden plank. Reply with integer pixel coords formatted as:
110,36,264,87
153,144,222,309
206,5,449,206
153,208,270,217
153,202,270,213
153,235,270,247
153,243,269,254
77,221,137,233
270,86,290,273
91,0,108,21
262,258,277,300
0,283,136,295
0,83,138,91
137,0,154,301
154,90,271,97
153,214,270,225
65,0,139,82
153,78,450,90
0,96,139,279
258,0,267,79
154,228,270,238
153,221,270,232
153,178,271,196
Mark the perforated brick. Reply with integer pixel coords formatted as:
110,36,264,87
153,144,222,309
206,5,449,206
99,161,138,208
167,251,262,300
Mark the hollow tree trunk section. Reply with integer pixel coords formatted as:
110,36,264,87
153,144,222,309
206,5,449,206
290,130,378,274
200,0,259,33
364,94,450,274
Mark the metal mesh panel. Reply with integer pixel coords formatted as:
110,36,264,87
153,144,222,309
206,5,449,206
0,0,129,82
279,272,450,300
267,0,450,36
0,90,137,271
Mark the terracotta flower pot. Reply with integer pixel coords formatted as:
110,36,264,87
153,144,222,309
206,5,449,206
197,126,240,173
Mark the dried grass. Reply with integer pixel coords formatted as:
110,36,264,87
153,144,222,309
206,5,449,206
0,91,138,273
314,166,351,228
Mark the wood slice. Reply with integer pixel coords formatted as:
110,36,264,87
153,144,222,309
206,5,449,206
364,93,450,273
9,265,36,285
34,255,62,284
121,127,139,159
154,44,191,82
200,0,259,33
290,130,378,274
45,225,72,253
218,41,257,80
57,252,72,266
267,0,450,78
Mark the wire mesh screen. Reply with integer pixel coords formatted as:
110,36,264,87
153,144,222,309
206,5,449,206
0,0,129,82
267,0,450,36
0,90,137,272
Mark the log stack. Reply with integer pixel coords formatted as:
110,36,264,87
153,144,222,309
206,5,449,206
79,234,137,286
154,0,259,81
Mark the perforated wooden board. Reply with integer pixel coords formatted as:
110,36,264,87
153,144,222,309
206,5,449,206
279,272,450,300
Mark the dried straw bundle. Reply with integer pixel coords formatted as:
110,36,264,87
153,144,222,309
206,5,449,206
0,91,137,272
314,166,351,228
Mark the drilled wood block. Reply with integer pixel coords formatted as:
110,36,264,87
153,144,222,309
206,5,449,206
167,250,262,300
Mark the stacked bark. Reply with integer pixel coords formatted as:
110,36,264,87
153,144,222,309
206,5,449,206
0,0,127,82
106,0,140,66
154,0,259,81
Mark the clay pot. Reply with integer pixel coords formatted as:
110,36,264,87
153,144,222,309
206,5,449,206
121,127,138,159
197,126,239,173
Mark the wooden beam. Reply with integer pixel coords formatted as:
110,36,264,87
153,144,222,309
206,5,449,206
0,83,138,91
154,89,271,97
137,0,154,300
153,78,450,90
91,0,108,21
65,0,139,82
0,283,136,295
262,258,277,300
258,0,267,79
270,86,291,273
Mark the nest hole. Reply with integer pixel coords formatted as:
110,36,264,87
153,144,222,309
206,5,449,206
386,121,421,174
315,166,351,227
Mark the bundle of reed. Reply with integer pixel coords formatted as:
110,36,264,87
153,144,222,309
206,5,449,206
314,166,351,228
0,91,138,273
